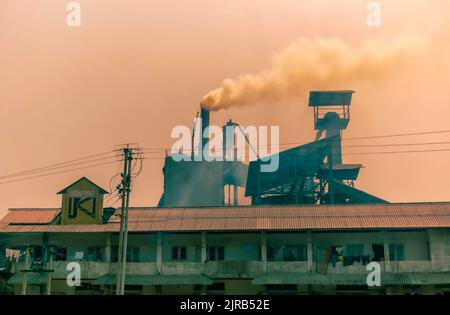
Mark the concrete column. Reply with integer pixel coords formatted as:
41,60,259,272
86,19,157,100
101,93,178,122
382,230,391,272
201,231,207,263
307,230,313,272
105,234,112,262
261,231,267,273
156,232,163,274
427,229,434,264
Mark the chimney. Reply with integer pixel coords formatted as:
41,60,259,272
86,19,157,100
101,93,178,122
200,105,210,157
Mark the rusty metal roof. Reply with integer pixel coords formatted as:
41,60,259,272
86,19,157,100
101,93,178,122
0,208,60,225
1,203,450,233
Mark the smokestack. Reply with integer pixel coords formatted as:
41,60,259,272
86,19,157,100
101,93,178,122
200,105,210,157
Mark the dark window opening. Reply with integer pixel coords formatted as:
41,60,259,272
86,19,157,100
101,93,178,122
54,247,67,262
180,246,187,260
389,244,405,261
171,246,187,261
208,246,225,261
372,244,385,261
267,245,307,261
111,246,140,262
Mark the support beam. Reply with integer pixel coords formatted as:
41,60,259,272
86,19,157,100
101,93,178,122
156,232,163,274
307,231,313,272
21,247,29,295
201,231,207,263
106,234,112,263
382,230,391,272
261,231,267,273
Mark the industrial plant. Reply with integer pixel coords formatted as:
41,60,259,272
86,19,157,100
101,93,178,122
0,91,449,295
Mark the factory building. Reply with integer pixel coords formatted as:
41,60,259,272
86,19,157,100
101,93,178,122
1,91,449,295
1,193,450,295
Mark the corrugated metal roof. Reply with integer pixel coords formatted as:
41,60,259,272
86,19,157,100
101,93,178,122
7,273,48,285
1,208,60,225
252,272,450,285
1,203,450,233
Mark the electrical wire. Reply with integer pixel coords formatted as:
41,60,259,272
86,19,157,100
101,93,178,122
141,139,450,153
0,150,117,180
0,155,118,182
139,129,450,152
139,147,450,161
0,160,119,185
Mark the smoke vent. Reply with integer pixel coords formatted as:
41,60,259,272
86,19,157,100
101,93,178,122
200,105,210,156
309,90,354,165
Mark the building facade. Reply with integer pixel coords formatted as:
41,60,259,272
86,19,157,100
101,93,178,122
0,179,449,295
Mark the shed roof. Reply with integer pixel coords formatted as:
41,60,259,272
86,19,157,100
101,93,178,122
1,203,450,233
56,177,108,194
1,208,60,225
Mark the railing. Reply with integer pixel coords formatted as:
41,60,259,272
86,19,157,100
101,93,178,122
203,261,264,278
8,259,441,282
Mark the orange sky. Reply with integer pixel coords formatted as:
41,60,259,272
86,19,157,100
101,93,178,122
1,0,449,217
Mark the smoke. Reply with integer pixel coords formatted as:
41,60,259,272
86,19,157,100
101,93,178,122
201,30,441,111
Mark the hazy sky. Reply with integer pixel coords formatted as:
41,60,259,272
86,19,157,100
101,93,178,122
1,0,449,217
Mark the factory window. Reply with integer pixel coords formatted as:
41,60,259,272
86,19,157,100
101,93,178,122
30,246,43,262
389,244,405,261
111,246,140,262
54,247,67,261
267,246,274,260
208,246,225,261
267,245,307,261
172,246,187,260
87,246,104,262
128,247,140,262
29,246,44,270
372,244,385,261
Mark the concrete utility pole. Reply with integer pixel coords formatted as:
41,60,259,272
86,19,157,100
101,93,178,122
46,247,53,295
116,146,133,295
21,247,29,295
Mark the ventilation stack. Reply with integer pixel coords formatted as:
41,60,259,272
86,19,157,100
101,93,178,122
200,105,210,158
308,90,354,165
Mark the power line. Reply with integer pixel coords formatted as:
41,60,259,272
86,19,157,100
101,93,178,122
0,160,118,185
140,130,450,153
139,147,450,161
343,141,450,148
0,150,118,180
343,148,450,156
0,155,118,181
